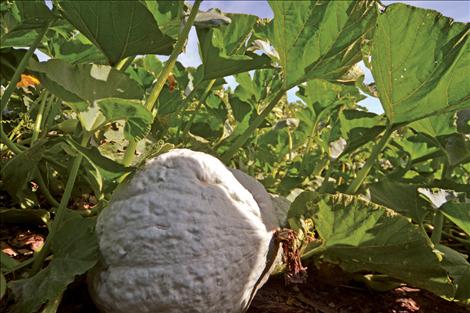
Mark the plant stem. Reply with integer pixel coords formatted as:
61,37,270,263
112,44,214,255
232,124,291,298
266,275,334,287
31,91,49,144
122,139,138,166
115,56,135,72
221,88,286,163
145,2,201,112
318,159,336,193
121,1,201,166
302,109,329,164
431,211,444,244
0,22,52,112
346,125,394,194
181,79,216,140
0,126,22,154
36,169,60,208
30,133,91,275
0,19,53,154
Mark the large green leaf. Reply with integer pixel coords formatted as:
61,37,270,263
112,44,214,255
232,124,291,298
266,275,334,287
97,98,153,141
44,23,108,64
27,59,143,104
307,193,455,297
408,112,456,138
57,1,175,65
64,137,133,194
143,0,184,39
0,140,46,206
440,203,470,236
0,0,54,48
9,215,98,313
197,13,272,80
371,4,470,124
436,244,470,300
369,178,428,223
338,110,385,154
268,0,377,88
297,79,365,116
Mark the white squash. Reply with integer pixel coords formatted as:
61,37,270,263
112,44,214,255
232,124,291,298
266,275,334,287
88,149,280,313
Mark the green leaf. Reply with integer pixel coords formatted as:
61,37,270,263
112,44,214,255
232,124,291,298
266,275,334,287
369,178,427,223
371,4,470,124
287,191,318,231
9,216,98,313
457,109,470,134
408,112,456,137
0,0,54,48
1,251,20,272
436,244,470,301
0,272,6,300
310,193,454,297
97,98,153,141
143,0,184,39
28,59,143,104
440,203,470,236
64,137,133,194
0,140,46,205
0,208,50,225
339,110,386,154
57,1,174,65
44,23,108,64
297,79,365,116
268,0,377,87
442,134,470,166
197,13,272,79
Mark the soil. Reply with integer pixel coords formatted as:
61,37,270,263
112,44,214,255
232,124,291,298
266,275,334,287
1,224,469,313
54,269,469,313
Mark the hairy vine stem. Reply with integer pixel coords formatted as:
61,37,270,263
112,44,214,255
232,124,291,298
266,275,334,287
30,133,91,275
346,125,394,194
221,88,286,163
121,0,202,166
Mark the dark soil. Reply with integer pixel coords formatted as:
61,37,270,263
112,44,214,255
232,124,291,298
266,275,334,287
1,223,469,313
247,268,470,313
54,269,469,313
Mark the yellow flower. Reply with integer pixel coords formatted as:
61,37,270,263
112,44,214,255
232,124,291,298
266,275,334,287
16,74,40,88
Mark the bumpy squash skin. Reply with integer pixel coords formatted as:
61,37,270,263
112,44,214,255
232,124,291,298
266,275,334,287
89,149,277,313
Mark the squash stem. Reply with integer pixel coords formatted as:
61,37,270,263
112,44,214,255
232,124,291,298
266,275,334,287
221,88,286,163
31,91,50,144
0,21,53,112
30,133,91,275
121,0,202,166
1,20,53,155
181,79,216,141
431,211,444,244
346,125,394,194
